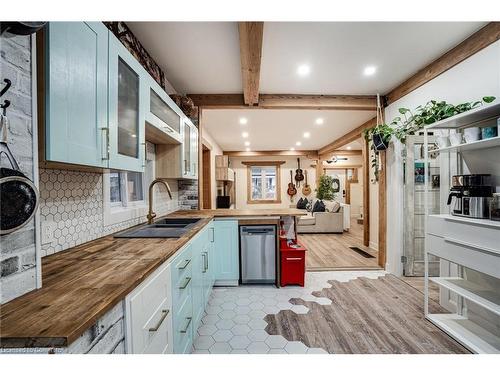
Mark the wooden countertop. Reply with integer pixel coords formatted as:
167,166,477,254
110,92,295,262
0,209,303,348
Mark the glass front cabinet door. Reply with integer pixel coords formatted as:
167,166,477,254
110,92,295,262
108,33,146,172
182,119,192,177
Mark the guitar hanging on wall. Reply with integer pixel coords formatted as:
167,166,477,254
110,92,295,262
302,170,312,196
294,158,304,187
287,170,297,202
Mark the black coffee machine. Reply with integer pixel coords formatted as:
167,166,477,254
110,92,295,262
447,174,493,219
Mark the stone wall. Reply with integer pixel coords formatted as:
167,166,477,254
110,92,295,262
178,180,199,210
0,35,37,303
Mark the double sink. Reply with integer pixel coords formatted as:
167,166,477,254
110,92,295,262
114,218,201,238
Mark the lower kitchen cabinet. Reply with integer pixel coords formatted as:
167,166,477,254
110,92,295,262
214,220,240,286
124,260,173,354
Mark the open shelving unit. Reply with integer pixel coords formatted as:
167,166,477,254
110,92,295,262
423,102,500,354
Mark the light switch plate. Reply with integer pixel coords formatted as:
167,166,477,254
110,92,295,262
41,221,55,244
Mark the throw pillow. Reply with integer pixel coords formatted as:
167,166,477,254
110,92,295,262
324,200,341,213
312,200,326,213
296,197,305,209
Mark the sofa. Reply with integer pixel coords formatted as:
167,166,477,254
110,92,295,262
297,206,345,234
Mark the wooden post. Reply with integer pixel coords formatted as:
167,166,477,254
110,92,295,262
362,138,370,247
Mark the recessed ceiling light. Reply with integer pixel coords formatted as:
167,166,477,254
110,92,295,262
363,65,377,76
246,147,251,152
297,64,310,76
315,118,324,125
347,146,352,150
296,141,302,146
239,117,248,125
242,132,249,138
244,141,250,146
303,132,310,138
290,147,295,151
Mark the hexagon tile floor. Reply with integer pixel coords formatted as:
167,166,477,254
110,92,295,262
192,270,386,354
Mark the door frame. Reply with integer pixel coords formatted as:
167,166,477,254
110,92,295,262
202,142,212,209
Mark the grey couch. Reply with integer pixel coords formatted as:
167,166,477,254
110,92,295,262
296,207,344,234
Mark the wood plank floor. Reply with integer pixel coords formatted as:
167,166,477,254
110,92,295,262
299,220,379,270
265,274,469,354
400,276,440,303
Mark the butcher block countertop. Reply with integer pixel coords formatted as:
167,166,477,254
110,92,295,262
0,209,304,348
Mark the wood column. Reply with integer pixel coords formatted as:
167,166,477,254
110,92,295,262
362,138,370,247
197,107,203,209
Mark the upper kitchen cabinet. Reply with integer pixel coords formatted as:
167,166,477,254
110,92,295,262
144,75,182,145
184,118,198,179
40,22,109,168
108,33,146,172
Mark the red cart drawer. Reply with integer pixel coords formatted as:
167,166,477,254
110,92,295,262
280,249,306,287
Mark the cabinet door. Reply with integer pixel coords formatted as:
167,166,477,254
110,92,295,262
191,232,205,332
108,34,146,172
182,120,191,177
214,220,239,285
45,22,108,168
147,77,182,141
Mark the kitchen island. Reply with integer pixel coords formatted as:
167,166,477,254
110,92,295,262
0,209,305,351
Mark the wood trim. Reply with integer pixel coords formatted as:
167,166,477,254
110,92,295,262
321,164,362,170
258,94,377,110
202,147,211,209
225,150,318,158
325,150,362,156
238,22,264,105
385,22,500,105
188,93,377,110
315,159,323,186
201,137,212,150
246,162,282,204
241,161,286,166
378,150,387,268
362,138,370,248
318,117,377,155
197,107,204,209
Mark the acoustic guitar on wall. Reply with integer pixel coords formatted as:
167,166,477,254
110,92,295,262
287,170,297,201
294,158,304,187
302,170,312,196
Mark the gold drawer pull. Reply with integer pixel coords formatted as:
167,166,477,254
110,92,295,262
177,259,191,269
179,277,191,289
180,317,192,333
148,309,169,332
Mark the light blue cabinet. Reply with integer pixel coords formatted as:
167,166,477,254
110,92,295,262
214,220,240,285
44,22,109,168
190,227,208,332
107,33,146,172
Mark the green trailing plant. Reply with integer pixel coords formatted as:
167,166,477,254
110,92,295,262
315,174,336,201
363,96,496,181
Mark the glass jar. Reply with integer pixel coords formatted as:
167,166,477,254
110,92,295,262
491,193,500,221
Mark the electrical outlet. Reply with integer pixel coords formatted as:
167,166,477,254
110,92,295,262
41,221,55,244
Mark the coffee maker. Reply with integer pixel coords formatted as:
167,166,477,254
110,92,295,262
447,174,493,219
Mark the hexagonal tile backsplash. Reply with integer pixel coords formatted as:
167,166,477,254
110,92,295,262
39,168,179,257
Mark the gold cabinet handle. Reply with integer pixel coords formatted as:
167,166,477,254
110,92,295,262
176,259,191,270
148,309,169,332
179,277,191,289
180,317,192,333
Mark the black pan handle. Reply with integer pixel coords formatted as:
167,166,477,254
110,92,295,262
446,192,462,205
0,142,20,171
0,79,11,98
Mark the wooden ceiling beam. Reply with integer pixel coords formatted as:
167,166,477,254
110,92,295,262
188,93,377,110
318,117,377,156
385,22,500,106
223,150,318,158
239,22,264,105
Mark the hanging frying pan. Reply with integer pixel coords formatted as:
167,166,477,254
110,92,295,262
0,116,39,235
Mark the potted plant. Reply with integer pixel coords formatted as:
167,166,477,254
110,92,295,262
315,174,336,201
364,123,393,151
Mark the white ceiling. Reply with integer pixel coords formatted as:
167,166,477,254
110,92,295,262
203,109,375,151
338,139,363,151
127,22,485,95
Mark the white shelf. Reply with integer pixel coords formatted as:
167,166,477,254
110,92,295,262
431,136,500,153
425,102,500,130
427,314,500,353
429,214,500,229
430,277,500,316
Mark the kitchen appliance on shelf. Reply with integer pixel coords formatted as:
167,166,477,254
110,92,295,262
447,174,493,219
239,225,276,284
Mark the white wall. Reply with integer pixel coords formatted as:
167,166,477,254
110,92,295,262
230,156,317,209
384,40,500,274
201,129,224,209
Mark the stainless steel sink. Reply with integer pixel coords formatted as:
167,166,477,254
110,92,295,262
114,217,202,238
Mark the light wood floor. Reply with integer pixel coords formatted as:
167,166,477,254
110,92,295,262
265,274,469,354
400,276,440,303
299,219,379,270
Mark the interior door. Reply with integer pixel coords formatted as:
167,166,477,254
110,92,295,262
403,135,440,276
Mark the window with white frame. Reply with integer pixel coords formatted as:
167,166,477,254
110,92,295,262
108,171,145,208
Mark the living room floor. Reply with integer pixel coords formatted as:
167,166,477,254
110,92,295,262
299,219,380,270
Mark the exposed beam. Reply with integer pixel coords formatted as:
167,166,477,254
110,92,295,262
187,93,377,110
318,117,377,156
238,22,264,105
322,150,362,157
385,22,500,105
259,94,376,110
223,150,318,158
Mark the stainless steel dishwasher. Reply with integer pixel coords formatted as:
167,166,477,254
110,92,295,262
240,225,276,284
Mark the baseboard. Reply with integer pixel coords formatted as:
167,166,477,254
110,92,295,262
369,241,379,251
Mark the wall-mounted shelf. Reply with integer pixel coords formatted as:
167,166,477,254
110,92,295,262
427,314,500,353
425,102,500,130
431,136,500,154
